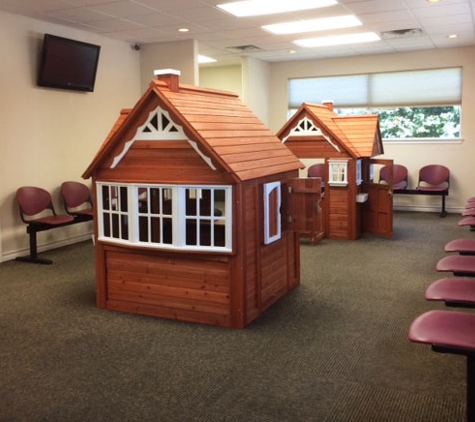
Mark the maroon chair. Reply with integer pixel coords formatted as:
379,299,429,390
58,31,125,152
307,163,326,190
445,238,475,255
459,216,475,230
379,164,408,191
416,164,450,192
425,277,475,308
61,181,94,221
436,255,475,276
16,186,75,264
409,310,475,422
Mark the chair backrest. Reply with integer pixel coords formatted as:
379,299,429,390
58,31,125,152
61,181,93,211
418,164,450,188
17,186,55,221
307,163,326,180
380,164,408,188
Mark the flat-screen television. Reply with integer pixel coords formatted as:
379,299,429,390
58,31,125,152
37,34,101,92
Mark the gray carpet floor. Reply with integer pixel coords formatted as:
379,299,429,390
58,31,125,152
0,211,471,421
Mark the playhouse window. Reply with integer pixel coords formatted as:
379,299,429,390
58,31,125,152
328,160,349,186
356,160,363,185
97,183,232,252
263,181,282,244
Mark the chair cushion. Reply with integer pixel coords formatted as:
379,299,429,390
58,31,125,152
409,310,475,352
73,209,94,217
459,217,475,227
31,215,74,225
445,239,475,254
416,187,448,192
436,255,475,275
425,278,475,304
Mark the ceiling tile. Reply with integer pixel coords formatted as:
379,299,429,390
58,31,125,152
0,0,472,64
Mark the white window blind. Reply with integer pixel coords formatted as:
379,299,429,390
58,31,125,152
289,68,462,109
371,68,462,107
289,74,369,108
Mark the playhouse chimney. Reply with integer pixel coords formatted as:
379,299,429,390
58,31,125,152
154,69,181,92
322,100,334,111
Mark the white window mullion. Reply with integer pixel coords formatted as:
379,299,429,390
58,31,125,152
175,187,185,247
128,186,139,242
225,189,232,250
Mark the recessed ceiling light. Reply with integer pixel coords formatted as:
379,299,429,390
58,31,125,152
198,55,217,63
294,32,380,47
217,0,337,17
178,28,189,33
427,0,442,3
262,15,362,35
447,34,459,39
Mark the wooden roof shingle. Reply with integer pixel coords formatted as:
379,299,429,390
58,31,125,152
279,103,383,159
83,74,303,181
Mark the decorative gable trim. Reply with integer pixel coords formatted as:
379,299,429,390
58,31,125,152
134,107,185,141
282,116,341,153
110,105,216,170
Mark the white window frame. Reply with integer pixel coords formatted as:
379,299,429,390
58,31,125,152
97,182,233,252
263,181,282,245
328,160,349,186
356,159,363,186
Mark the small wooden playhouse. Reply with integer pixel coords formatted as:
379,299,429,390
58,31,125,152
82,70,317,328
277,102,394,240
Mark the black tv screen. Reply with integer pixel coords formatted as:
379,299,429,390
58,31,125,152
38,34,101,92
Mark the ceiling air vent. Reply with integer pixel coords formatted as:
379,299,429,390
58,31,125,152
381,28,425,39
226,45,262,52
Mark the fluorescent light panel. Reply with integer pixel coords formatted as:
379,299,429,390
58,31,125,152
263,15,362,35
217,0,337,17
198,55,217,63
294,32,380,47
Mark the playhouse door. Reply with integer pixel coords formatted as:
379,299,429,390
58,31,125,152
288,178,323,244
361,159,393,237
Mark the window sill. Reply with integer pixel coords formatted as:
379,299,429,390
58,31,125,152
383,137,464,145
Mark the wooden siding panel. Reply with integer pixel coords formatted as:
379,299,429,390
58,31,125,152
260,239,288,309
104,250,232,325
106,300,231,327
243,183,259,320
95,167,230,184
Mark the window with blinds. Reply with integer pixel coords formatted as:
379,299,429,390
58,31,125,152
288,68,462,141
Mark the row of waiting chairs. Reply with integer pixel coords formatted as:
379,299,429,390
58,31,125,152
379,163,450,192
16,181,93,264
307,163,450,192
408,196,475,422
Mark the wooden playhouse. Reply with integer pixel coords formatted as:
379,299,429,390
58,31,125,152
277,102,393,240
82,70,320,328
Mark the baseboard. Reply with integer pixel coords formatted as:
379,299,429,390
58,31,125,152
1,232,94,263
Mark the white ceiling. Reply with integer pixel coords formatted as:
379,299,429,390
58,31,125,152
1,0,474,65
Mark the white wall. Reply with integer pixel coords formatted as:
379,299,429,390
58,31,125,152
0,11,141,261
199,58,271,126
199,64,243,98
269,47,475,212
241,57,271,126
140,39,198,92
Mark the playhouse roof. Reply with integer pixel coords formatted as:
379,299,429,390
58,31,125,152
83,72,303,181
279,103,383,159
